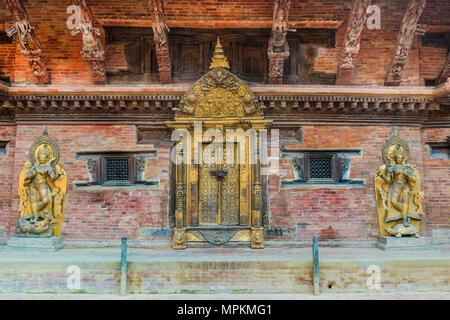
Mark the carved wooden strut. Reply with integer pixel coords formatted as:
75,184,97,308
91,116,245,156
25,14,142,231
435,50,450,86
149,0,172,84
336,0,372,85
385,0,427,86
268,0,294,84
2,0,49,84
70,0,106,83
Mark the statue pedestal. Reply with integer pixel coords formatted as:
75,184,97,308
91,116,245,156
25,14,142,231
376,236,432,251
6,236,64,251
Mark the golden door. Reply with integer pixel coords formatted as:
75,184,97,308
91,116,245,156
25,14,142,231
198,143,241,226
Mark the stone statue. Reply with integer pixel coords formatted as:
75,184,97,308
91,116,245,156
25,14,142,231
16,133,67,237
374,136,424,238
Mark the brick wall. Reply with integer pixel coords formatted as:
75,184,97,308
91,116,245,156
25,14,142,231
419,46,448,84
1,123,445,243
267,125,427,241
0,41,15,82
0,126,15,239
5,124,171,241
421,128,450,236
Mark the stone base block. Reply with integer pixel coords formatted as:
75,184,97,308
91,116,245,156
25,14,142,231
376,236,432,251
6,236,64,251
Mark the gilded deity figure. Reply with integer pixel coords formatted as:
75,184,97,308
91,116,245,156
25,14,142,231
374,136,424,237
16,133,67,237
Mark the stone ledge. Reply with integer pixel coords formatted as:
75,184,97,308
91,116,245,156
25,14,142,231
6,236,64,251
376,236,433,251
0,246,448,294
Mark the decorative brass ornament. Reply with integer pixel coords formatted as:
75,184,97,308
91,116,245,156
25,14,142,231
374,136,424,237
16,133,68,237
209,37,230,70
178,38,262,119
251,228,264,249
173,228,186,249
167,36,272,249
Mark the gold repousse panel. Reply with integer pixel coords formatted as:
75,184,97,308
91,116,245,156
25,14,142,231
221,144,240,225
199,145,219,225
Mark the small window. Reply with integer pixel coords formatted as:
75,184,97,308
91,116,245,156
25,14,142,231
105,158,130,183
283,149,364,188
309,156,333,180
75,150,157,189
306,154,337,182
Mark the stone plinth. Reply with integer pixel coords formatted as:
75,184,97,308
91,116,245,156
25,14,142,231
6,236,64,251
376,236,432,251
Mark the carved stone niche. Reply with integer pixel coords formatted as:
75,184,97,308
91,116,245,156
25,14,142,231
136,125,174,147
270,123,303,146
281,148,364,188
74,150,157,188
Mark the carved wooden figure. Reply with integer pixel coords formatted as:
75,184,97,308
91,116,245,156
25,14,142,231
268,0,294,84
68,0,105,82
3,0,49,83
336,0,372,85
16,133,68,237
374,136,424,237
385,0,427,86
149,0,172,84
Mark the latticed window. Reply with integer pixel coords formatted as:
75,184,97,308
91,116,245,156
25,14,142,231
105,158,130,183
309,156,333,180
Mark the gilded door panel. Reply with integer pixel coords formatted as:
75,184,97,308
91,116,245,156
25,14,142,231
199,145,219,225
221,144,240,225
239,137,250,225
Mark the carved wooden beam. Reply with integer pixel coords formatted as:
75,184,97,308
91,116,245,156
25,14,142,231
385,0,427,86
149,0,172,84
435,50,450,86
97,18,343,29
68,0,106,84
268,0,294,84
2,0,49,84
336,0,372,85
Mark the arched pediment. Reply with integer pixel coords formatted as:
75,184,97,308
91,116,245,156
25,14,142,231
177,38,262,119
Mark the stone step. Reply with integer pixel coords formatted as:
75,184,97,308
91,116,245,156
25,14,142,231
0,246,448,294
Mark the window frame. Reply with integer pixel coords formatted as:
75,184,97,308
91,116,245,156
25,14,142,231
305,152,338,184
100,155,134,186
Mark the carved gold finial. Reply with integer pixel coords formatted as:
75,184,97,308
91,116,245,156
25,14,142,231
210,37,230,70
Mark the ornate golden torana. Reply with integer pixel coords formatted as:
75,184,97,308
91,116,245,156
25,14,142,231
178,38,262,120
16,133,68,237
374,136,424,237
167,37,271,249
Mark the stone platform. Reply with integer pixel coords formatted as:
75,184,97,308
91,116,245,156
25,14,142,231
6,236,64,251
376,236,433,251
0,244,448,295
